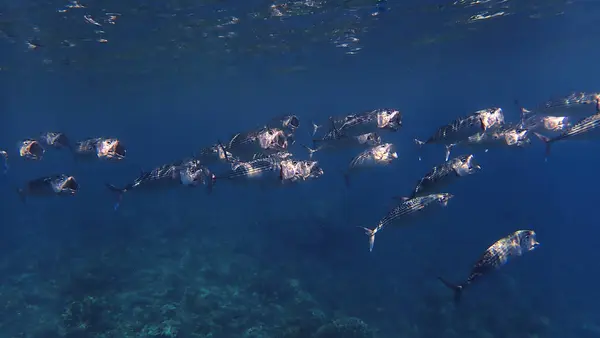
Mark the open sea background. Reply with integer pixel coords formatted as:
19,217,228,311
1,0,600,337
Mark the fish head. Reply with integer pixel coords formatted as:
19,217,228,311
272,130,289,150
97,138,126,160
479,107,505,131
542,116,570,132
504,128,530,147
282,115,300,132
437,193,454,207
359,132,382,146
377,109,402,131
184,161,213,186
454,154,481,176
19,140,45,159
517,230,540,251
55,175,79,195
307,161,324,178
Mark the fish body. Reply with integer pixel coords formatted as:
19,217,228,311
438,229,539,303
533,92,600,118
344,143,398,185
415,108,505,148
18,139,45,160
411,154,481,198
360,193,453,251
39,132,72,150
449,125,531,157
218,156,283,182
195,144,237,165
225,127,289,161
533,113,600,157
520,109,570,136
18,174,78,200
332,108,402,136
307,131,381,157
106,159,214,209
74,137,126,161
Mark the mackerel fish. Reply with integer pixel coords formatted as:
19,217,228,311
411,154,481,198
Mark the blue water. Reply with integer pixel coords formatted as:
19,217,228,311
2,1,600,337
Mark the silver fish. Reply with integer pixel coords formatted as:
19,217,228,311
332,108,402,136
39,132,72,150
533,112,600,158
344,143,398,186
532,92,600,118
225,127,289,161
411,154,481,198
438,229,539,303
18,174,78,202
18,139,45,160
1,150,8,173
106,159,214,209
195,144,237,165
415,108,505,159
280,159,324,182
446,125,531,159
74,137,126,161
360,193,453,251
520,108,570,136
305,129,382,158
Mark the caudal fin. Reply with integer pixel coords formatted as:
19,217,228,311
533,132,551,160
414,139,426,161
301,144,320,159
438,277,464,304
105,183,125,210
357,226,377,252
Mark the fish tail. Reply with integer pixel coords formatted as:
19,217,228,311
414,139,426,147
438,277,464,304
301,144,320,159
357,226,377,252
105,183,126,210
445,144,455,162
311,121,321,136
533,132,551,160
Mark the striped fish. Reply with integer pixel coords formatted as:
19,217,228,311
519,108,570,137
411,154,481,198
74,137,126,161
359,193,453,251
305,120,381,158
533,112,600,158
415,108,505,160
438,229,539,303
332,108,402,137
532,92,600,119
39,132,72,150
18,174,78,203
18,139,45,160
225,127,289,161
344,143,398,186
446,125,531,158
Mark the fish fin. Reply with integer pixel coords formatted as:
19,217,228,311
438,277,464,304
533,132,551,160
217,140,230,162
105,183,125,210
445,144,455,162
392,196,411,202
311,122,321,136
357,226,376,252
301,144,320,159
279,165,284,181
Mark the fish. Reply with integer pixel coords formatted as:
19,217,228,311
519,108,570,136
359,193,453,251
225,127,289,161
73,137,126,161
529,92,600,119
438,229,540,304
0,150,8,173
106,158,214,210
446,125,531,159
18,174,79,202
332,108,402,136
533,112,600,158
18,139,45,160
304,121,382,158
279,158,324,182
39,132,72,150
267,114,300,135
411,154,481,198
344,143,398,186
415,108,505,160
195,144,237,165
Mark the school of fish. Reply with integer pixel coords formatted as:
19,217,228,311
3,92,599,304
